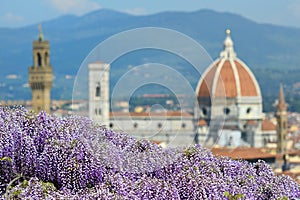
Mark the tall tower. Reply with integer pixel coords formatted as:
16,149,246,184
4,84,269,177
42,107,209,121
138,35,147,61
88,62,110,126
28,25,53,113
276,83,288,154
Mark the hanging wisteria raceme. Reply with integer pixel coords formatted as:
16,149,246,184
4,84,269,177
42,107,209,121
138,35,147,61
0,106,299,199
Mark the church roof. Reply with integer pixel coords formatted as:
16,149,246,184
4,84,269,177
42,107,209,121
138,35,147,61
196,29,261,99
277,83,287,111
247,120,257,125
197,119,207,126
262,119,277,131
211,147,275,160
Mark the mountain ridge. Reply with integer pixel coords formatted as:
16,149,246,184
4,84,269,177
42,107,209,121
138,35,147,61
1,8,300,112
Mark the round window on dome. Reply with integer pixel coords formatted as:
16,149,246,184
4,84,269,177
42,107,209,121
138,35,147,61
158,123,162,128
223,107,230,115
246,107,252,114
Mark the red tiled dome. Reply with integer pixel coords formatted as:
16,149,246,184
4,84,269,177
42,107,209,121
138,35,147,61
196,30,261,99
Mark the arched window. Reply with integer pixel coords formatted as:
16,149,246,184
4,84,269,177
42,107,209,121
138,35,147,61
109,123,114,128
95,82,101,97
158,123,162,128
223,107,230,115
37,53,42,67
95,108,101,115
283,121,286,128
246,107,252,114
45,52,49,66
202,107,207,116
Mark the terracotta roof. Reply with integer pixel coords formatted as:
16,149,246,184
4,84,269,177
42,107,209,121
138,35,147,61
286,149,300,156
211,147,275,160
198,61,219,97
246,120,258,126
222,125,239,130
197,59,260,98
235,61,258,96
262,119,276,131
219,61,237,97
197,119,207,126
151,140,163,145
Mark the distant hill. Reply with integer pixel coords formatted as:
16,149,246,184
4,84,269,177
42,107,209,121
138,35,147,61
1,9,300,112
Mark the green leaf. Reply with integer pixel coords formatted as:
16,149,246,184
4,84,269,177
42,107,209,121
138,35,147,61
0,156,12,162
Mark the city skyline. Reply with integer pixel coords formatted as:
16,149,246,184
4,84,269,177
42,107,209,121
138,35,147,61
1,0,300,28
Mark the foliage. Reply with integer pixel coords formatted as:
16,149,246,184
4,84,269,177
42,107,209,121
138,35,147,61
0,106,299,199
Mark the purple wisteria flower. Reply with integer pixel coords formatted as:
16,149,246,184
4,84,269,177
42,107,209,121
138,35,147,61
0,106,299,199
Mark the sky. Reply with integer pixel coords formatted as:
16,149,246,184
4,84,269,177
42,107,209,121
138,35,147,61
1,0,300,28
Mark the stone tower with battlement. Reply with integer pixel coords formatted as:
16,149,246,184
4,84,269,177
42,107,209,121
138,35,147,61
28,25,53,113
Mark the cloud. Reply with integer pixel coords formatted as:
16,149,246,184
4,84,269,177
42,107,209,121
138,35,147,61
48,0,101,15
124,8,147,16
2,12,24,23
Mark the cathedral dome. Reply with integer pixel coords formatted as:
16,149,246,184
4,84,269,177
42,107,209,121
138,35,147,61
196,30,261,99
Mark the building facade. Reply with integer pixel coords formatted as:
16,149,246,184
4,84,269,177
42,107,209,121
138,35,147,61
88,62,195,147
195,29,263,147
28,25,53,113
89,30,269,148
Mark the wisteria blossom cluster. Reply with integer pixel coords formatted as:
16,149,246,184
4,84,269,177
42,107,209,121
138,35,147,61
0,106,299,199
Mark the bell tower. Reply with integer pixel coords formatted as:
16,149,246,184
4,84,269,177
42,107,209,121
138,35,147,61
88,62,110,126
28,25,53,113
276,83,287,154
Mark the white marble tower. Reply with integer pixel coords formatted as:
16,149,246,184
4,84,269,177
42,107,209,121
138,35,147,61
88,62,110,126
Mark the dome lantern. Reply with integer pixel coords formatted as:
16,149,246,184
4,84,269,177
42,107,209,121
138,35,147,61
197,29,261,99
220,29,236,59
